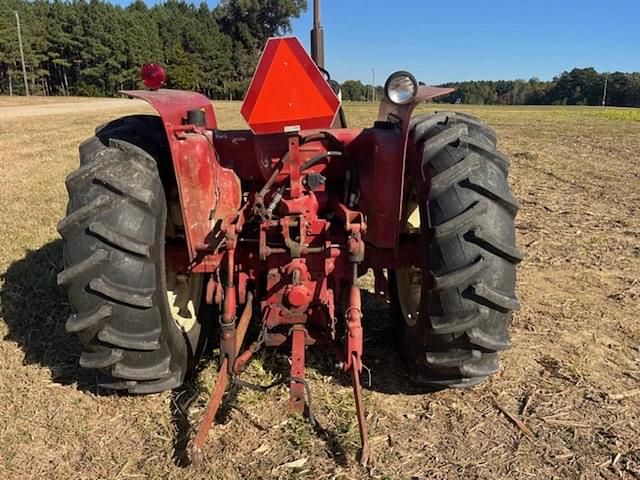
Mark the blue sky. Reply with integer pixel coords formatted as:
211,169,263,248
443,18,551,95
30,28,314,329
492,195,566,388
118,0,640,85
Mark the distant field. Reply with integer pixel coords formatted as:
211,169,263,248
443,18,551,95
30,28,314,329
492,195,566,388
0,95,96,107
0,97,639,479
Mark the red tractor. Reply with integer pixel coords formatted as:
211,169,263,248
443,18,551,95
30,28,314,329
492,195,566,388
58,1,520,465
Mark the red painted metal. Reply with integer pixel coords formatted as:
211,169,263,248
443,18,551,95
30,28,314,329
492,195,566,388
220,249,238,372
347,127,403,248
120,90,241,270
370,84,455,243
211,127,405,248
344,283,363,372
241,37,340,134
191,357,229,466
255,135,341,335
121,89,216,128
377,85,454,124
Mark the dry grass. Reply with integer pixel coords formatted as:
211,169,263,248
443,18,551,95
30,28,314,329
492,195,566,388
0,97,639,479
592,108,640,122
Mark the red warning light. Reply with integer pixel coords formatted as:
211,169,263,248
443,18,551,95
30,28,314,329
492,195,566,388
141,63,167,90
241,37,340,134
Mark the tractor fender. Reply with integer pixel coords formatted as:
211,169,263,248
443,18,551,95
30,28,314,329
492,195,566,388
361,85,454,250
121,89,217,130
121,89,241,271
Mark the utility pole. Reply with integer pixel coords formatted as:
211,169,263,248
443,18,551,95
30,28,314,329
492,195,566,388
371,67,375,102
14,11,29,96
601,73,608,107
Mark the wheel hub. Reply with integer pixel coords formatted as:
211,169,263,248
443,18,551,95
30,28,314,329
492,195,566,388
395,203,422,327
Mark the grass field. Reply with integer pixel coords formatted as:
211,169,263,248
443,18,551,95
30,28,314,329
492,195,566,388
0,98,639,479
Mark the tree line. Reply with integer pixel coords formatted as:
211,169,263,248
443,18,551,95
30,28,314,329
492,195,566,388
339,69,640,107
432,68,640,107
1,1,638,107
0,0,305,98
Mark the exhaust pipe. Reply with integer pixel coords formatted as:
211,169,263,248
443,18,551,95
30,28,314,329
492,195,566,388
311,0,347,127
310,0,324,68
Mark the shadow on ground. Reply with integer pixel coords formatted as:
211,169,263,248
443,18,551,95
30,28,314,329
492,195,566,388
0,239,98,391
1,239,421,396
2,240,429,466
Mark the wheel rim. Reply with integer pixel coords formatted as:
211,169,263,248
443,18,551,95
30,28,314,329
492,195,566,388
165,185,203,335
395,202,422,327
165,270,203,333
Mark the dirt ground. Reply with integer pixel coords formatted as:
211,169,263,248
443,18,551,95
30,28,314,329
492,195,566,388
0,98,638,479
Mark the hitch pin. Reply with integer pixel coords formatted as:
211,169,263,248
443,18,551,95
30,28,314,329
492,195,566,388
266,186,285,217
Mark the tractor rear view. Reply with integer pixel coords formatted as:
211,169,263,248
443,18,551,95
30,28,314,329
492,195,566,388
57,0,520,465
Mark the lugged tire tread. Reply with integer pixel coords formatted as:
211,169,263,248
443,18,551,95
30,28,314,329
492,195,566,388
88,222,151,257
78,136,105,160
57,248,110,286
97,324,161,351
444,111,498,146
411,112,448,144
392,111,519,390
65,154,120,191
129,370,182,394
411,372,488,389
93,173,155,209
56,195,112,236
109,138,157,173
95,366,182,395
65,304,113,333
467,326,512,351
432,200,488,240
467,226,523,263
461,173,519,213
425,349,480,367
464,136,510,173
459,353,499,377
429,306,488,334
470,282,520,312
80,349,124,369
421,123,468,173
430,153,480,198
88,276,154,309
112,355,171,381
59,115,198,394
431,256,486,291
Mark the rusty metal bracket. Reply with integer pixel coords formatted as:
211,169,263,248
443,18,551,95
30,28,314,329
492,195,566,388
351,353,370,466
289,325,307,414
191,292,254,466
343,260,369,465
331,198,366,234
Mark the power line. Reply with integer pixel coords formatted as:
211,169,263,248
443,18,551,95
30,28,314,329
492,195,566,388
14,10,29,96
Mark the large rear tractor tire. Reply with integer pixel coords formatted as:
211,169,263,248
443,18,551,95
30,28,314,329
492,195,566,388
391,111,521,389
57,115,209,394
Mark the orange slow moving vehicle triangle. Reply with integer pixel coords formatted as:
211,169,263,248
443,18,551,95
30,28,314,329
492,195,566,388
241,37,340,134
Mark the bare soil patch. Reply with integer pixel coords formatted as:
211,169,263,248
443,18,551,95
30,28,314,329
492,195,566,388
0,97,145,119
